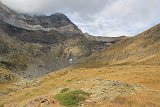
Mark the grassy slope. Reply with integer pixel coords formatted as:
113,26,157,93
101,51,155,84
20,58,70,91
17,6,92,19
0,67,19,100
0,67,18,83
1,23,160,107
0,65,160,107
81,24,160,67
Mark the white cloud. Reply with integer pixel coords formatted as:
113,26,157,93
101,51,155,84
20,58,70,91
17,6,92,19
1,0,107,15
1,0,160,37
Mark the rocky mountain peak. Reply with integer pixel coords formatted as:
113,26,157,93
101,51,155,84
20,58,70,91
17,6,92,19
0,1,82,33
0,1,11,13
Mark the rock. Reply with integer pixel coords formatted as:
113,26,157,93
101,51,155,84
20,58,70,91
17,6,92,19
25,96,56,107
69,79,142,102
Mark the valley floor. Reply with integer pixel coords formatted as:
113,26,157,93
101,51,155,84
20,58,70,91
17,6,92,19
1,65,160,107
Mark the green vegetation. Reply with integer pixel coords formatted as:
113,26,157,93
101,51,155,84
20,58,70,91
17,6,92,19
0,60,27,71
0,73,15,83
0,61,16,70
55,90,90,107
9,54,29,71
0,42,10,54
0,53,30,71
66,78,74,82
60,88,70,93
0,67,17,83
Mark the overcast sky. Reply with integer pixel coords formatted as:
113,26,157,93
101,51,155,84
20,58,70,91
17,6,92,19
1,0,160,37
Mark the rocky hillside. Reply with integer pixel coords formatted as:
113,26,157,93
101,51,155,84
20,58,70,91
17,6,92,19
84,33,126,43
1,2,160,107
82,23,160,66
0,2,123,78
0,1,81,33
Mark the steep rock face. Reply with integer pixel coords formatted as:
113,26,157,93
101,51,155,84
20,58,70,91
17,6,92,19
22,13,81,32
0,2,81,33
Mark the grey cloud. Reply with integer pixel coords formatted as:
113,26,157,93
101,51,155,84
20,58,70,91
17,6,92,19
1,0,160,37
1,0,108,15
86,0,160,36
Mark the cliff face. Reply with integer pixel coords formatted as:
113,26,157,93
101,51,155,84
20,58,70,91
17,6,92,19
0,1,81,33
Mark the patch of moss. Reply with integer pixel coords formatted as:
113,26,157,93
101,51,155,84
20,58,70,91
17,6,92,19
55,90,90,107
0,61,16,70
9,54,29,70
60,88,70,93
66,79,74,82
0,42,10,54
0,60,27,71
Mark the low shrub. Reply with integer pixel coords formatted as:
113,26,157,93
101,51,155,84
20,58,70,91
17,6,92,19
60,88,70,93
55,90,90,107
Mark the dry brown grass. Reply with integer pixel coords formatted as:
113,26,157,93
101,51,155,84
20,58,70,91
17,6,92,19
0,65,160,107
82,24,160,67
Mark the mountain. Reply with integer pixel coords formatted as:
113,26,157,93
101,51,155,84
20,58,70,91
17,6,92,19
1,24,160,107
1,2,160,107
0,2,123,78
82,23,160,67
0,1,81,33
